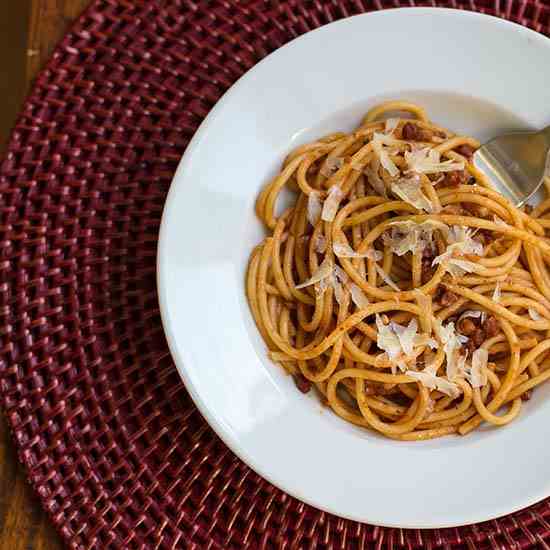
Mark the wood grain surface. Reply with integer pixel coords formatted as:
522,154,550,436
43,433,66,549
27,0,91,87
1,3,90,548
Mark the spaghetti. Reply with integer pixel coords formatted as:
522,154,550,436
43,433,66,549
246,101,550,440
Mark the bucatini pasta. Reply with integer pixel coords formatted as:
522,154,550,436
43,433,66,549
246,100,550,440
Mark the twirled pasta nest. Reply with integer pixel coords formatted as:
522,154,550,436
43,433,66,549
246,101,550,441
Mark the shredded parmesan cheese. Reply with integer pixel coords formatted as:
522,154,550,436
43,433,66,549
433,226,484,276
433,318,468,381
529,308,542,321
405,147,465,174
365,248,384,261
376,316,419,373
295,256,333,289
467,348,488,388
391,175,434,213
384,118,399,134
423,336,438,350
331,265,349,304
314,234,327,254
350,283,370,309
406,362,461,398
333,241,383,260
333,265,349,285
321,185,343,222
392,318,418,357
307,192,322,226
371,133,400,177
375,264,400,291
384,220,448,256
444,258,480,277
364,159,387,197
448,226,484,255
376,315,403,365
383,226,420,256
320,156,344,178
317,274,332,295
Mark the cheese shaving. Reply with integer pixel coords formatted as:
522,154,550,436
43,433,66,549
444,258,480,278
317,274,332,295
405,147,465,174
422,336,438,350
333,264,349,285
314,234,327,254
384,220,447,256
333,241,382,260
467,348,488,388
391,175,434,213
405,363,461,398
311,262,350,303
383,226,419,256
371,132,400,177
529,308,542,321
384,118,399,134
375,264,400,291
433,226,484,275
321,185,343,222
433,226,483,264
363,159,387,197
391,318,418,357
448,226,484,255
433,318,468,381
320,156,344,178
329,264,350,305
295,256,333,289
376,314,403,364
375,316,422,372
307,192,322,226
350,283,370,309
365,248,384,261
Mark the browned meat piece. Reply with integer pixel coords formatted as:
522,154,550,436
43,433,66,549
455,144,476,158
483,315,499,338
439,290,458,307
402,122,431,141
441,170,469,187
293,373,311,394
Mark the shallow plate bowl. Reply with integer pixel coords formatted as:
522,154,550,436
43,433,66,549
158,8,550,528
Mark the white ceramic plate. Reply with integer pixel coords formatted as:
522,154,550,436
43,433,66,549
158,8,550,528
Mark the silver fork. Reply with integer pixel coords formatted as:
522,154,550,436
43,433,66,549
473,126,550,206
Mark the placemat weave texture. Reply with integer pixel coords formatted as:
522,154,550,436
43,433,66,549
2,1,550,548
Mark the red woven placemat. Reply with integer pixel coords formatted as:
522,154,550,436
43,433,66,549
2,1,550,548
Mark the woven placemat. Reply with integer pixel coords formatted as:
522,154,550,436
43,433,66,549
2,1,550,548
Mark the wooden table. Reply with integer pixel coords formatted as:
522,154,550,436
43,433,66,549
1,3,90,548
